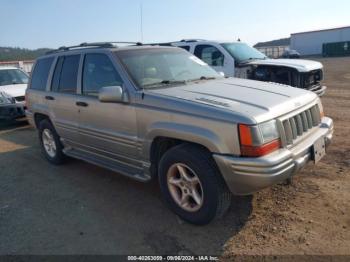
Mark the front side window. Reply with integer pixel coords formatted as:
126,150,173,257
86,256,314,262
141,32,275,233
194,45,224,66
82,53,123,96
0,69,29,87
116,48,221,89
51,55,80,93
30,57,54,90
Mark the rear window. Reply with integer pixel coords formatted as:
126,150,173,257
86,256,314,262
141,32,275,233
30,57,54,90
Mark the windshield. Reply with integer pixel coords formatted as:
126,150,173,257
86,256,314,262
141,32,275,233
115,48,221,89
0,69,29,86
221,42,266,63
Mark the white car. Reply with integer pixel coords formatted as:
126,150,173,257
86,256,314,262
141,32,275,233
0,67,28,120
166,40,326,96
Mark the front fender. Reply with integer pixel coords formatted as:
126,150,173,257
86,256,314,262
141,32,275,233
143,122,231,158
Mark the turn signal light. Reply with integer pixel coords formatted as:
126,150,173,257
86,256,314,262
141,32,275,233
320,109,324,118
240,140,281,157
238,124,281,157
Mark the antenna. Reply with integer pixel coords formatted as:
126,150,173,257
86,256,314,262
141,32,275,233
140,3,144,42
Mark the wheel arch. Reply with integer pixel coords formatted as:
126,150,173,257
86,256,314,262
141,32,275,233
34,113,51,128
145,122,226,178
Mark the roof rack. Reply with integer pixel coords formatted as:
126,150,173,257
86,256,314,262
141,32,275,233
46,41,143,54
179,39,206,43
148,42,173,46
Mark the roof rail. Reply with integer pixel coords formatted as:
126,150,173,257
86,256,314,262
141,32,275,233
148,42,173,46
45,41,143,54
179,39,206,43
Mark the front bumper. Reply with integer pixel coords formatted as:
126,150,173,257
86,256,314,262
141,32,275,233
0,103,26,120
307,85,327,97
214,117,333,195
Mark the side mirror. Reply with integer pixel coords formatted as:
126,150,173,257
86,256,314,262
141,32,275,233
98,86,129,103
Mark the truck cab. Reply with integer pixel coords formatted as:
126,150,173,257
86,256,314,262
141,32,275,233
169,40,327,96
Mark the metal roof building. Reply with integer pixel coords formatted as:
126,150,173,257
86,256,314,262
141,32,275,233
290,26,350,55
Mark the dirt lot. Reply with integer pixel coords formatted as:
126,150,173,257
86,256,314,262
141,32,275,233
0,57,349,257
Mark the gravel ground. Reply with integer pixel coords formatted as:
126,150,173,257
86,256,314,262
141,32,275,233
0,57,349,257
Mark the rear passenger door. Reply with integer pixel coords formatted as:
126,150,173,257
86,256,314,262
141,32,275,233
47,54,81,143
76,52,139,169
27,56,55,114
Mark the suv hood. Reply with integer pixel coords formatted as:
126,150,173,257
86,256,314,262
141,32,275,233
247,58,323,72
148,78,318,124
0,83,27,98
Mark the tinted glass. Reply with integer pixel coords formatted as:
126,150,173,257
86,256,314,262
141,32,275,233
57,55,80,93
51,56,64,91
179,46,190,51
116,48,221,89
194,45,224,66
0,69,29,86
221,42,266,63
30,57,54,90
82,53,123,96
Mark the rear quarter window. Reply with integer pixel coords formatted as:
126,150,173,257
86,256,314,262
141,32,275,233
179,46,190,51
30,57,54,90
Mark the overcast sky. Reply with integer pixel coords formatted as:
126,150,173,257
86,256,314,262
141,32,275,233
1,0,349,49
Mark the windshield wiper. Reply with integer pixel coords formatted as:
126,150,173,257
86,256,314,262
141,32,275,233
239,57,258,64
189,76,217,82
143,79,186,89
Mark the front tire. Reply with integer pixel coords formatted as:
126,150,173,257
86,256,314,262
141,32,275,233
38,119,66,165
158,144,232,225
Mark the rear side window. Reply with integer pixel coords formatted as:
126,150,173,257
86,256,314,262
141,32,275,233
82,53,123,96
194,45,224,66
51,57,64,91
30,57,54,90
179,46,190,51
51,55,80,93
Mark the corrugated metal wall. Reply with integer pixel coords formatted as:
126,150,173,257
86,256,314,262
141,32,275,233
0,60,34,74
290,27,350,56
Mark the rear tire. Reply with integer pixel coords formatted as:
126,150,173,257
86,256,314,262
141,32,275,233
38,119,66,165
158,144,232,225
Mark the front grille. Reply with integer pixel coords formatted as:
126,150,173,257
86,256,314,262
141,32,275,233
15,96,25,102
282,104,321,145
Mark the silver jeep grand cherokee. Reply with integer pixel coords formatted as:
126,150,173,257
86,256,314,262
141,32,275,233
26,42,333,225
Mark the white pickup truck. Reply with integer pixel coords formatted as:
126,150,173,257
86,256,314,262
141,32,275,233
167,40,326,96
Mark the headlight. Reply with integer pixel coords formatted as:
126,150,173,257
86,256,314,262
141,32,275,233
238,120,280,157
0,92,15,105
259,120,280,143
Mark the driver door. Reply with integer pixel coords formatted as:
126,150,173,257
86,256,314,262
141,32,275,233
76,52,139,169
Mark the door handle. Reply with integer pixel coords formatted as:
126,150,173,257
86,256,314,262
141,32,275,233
76,101,88,107
45,95,55,100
